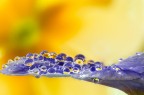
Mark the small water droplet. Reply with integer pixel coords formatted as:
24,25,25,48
112,65,120,71
74,54,85,61
118,58,123,62
90,66,96,72
38,55,44,60
8,59,13,63
40,66,47,72
65,57,73,62
47,68,55,73
43,53,49,58
93,78,99,83
2,64,8,68
136,52,142,55
75,59,84,65
40,50,48,55
87,60,94,64
56,53,66,60
96,67,102,71
115,67,120,71
94,62,103,68
72,67,80,73
24,59,34,66
35,75,40,78
14,56,20,61
63,68,70,74
26,53,34,58
48,52,57,58
32,68,40,77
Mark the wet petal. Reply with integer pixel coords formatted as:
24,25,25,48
1,51,144,95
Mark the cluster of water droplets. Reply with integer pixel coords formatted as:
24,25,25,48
2,50,104,78
2,51,144,81
2,51,144,95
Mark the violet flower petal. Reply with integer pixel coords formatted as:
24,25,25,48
1,51,144,95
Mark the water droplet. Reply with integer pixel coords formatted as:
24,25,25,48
31,68,40,78
40,50,48,55
118,58,123,62
74,54,85,61
38,55,44,60
69,67,73,72
26,53,33,58
35,75,40,78
87,60,94,64
96,67,102,71
34,53,39,57
90,66,96,72
32,68,40,76
63,68,70,74
43,53,49,58
47,68,55,73
136,52,142,55
115,67,120,71
73,67,79,73
2,64,8,68
112,65,120,71
75,59,84,65
64,62,73,68
14,56,20,61
24,59,33,66
93,78,99,83
8,59,13,63
40,66,47,72
56,53,66,60
94,62,103,68
57,61,65,66
74,64,81,69
65,57,73,62
48,52,57,58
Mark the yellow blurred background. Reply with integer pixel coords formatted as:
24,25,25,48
0,0,144,95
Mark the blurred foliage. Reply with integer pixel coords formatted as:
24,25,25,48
0,0,144,95
10,18,39,48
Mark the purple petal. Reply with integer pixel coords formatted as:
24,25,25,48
1,51,144,95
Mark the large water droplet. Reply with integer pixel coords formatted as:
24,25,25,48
74,54,85,61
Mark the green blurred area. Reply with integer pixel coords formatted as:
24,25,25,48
10,18,39,48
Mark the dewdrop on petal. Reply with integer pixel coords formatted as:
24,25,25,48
8,59,14,63
1,51,144,95
93,78,100,83
14,56,20,61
